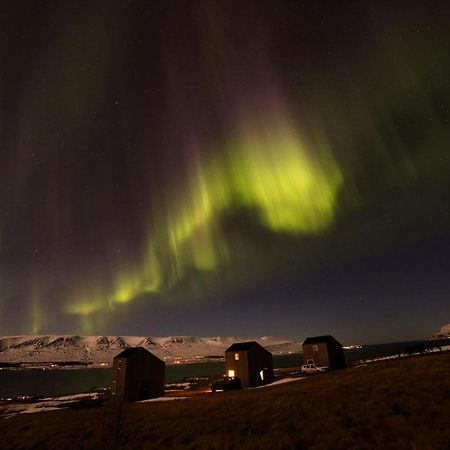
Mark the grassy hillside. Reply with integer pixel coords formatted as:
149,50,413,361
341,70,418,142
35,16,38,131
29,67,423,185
1,352,450,449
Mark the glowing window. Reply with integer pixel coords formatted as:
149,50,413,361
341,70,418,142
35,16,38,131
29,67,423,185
313,345,319,352
260,370,264,380
228,369,235,377
234,353,239,360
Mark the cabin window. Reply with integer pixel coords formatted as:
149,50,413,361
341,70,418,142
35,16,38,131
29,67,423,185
313,345,319,352
228,369,235,377
234,353,239,361
260,370,264,381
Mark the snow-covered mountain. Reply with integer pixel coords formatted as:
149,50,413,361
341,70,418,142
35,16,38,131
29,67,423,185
0,335,301,366
434,323,450,338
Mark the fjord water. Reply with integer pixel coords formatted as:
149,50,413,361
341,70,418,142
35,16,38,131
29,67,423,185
1,339,448,399
3,357,291,398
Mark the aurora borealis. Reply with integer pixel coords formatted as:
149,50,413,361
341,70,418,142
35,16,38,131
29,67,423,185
1,1,450,342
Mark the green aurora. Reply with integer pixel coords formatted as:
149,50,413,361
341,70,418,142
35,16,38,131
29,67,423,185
0,1,449,338
64,117,343,329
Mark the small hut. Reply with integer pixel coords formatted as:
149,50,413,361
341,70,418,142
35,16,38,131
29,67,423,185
225,341,274,388
302,335,346,370
112,347,165,401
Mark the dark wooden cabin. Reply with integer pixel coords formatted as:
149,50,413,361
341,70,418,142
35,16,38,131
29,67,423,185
225,341,274,388
302,335,346,370
112,347,165,401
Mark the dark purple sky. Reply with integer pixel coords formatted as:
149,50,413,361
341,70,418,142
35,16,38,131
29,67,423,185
1,0,449,343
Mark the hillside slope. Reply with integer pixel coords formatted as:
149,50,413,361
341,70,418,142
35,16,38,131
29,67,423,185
1,352,450,449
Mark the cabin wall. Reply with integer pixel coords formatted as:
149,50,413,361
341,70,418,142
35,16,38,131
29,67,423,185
303,340,347,370
225,350,249,387
247,347,274,386
225,347,274,388
327,341,347,369
113,352,165,401
303,342,330,367
112,357,127,399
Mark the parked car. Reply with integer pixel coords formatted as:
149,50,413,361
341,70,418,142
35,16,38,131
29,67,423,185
211,376,242,392
301,363,328,375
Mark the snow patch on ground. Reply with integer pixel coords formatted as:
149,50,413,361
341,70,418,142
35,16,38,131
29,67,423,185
2,393,98,418
19,406,63,415
41,393,98,401
138,396,189,403
252,377,306,389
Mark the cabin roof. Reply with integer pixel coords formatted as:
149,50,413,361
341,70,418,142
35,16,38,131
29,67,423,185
302,335,341,345
114,346,151,358
225,341,261,352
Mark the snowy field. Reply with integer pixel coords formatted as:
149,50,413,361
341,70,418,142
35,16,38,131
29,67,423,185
2,393,100,418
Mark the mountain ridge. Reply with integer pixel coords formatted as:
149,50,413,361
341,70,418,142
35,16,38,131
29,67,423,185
0,335,301,366
434,323,450,338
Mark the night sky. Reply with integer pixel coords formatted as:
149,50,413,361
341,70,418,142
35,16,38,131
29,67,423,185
1,1,450,343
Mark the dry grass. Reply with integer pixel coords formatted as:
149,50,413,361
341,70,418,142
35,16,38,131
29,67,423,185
1,352,450,449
